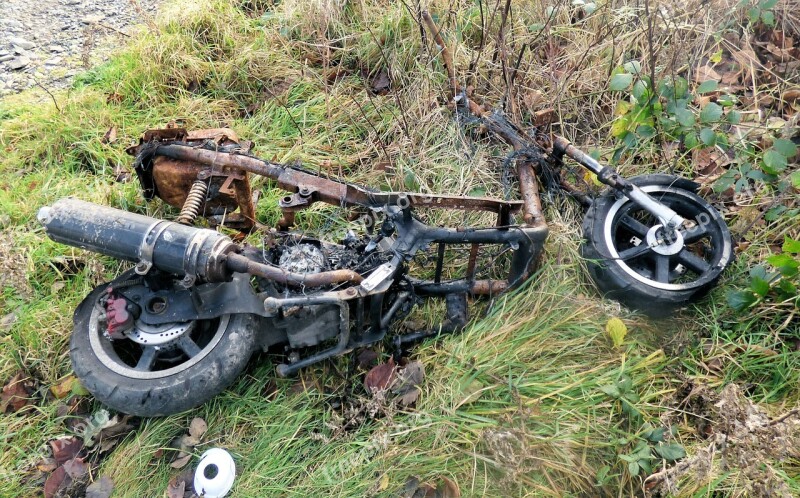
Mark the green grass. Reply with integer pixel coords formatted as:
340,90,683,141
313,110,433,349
1,0,798,496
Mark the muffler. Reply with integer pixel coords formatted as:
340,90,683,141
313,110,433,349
38,198,236,283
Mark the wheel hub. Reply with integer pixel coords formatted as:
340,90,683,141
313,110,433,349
645,224,684,256
125,320,195,346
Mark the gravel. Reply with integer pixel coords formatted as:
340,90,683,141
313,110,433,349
0,0,160,97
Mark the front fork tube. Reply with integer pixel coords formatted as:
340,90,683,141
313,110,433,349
552,136,685,231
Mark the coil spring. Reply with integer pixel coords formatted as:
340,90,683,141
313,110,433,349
176,179,208,225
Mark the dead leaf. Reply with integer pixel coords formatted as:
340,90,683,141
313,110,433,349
397,387,420,406
85,475,114,498
95,416,135,452
531,108,557,127
101,126,117,144
370,68,391,95
357,349,380,369
188,417,207,439
694,65,721,83
457,380,485,407
113,165,131,183
365,357,396,393
62,457,88,479
167,468,195,498
50,375,79,400
1,310,18,331
1,372,34,413
693,147,731,179
170,453,192,469
731,48,759,82
439,477,460,497
166,480,186,498
45,457,90,498
377,473,390,491
44,466,67,498
36,457,58,473
50,436,83,465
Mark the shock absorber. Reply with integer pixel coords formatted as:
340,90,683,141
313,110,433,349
176,179,208,225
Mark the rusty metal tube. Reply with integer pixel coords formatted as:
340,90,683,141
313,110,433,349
156,144,284,178
226,253,363,288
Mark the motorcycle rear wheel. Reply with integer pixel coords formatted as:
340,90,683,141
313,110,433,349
581,174,733,316
70,284,258,416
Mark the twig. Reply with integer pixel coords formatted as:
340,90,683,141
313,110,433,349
97,22,131,38
421,10,459,101
30,74,61,113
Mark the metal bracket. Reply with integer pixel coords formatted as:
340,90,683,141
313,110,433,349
136,220,173,275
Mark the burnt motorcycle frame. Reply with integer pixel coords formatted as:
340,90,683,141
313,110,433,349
35,12,733,415
134,134,550,377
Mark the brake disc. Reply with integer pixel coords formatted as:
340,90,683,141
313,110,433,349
125,320,195,346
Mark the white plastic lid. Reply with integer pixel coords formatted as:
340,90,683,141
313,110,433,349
194,448,236,498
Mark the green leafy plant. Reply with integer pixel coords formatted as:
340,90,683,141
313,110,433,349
607,64,739,163
728,236,800,311
616,425,686,477
741,0,779,27
600,375,641,421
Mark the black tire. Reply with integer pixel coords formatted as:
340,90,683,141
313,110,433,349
581,174,733,316
70,285,258,416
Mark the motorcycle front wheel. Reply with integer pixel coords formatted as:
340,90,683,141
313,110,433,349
70,284,258,416
581,174,733,316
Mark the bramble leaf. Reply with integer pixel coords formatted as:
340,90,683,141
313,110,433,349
610,73,633,91
700,102,723,123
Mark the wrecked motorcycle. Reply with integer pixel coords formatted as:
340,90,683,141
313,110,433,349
38,124,732,416
37,15,732,416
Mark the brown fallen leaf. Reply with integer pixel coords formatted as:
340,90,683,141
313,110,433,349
50,436,83,465
439,476,461,497
62,457,89,479
50,375,79,400
45,457,90,498
370,68,391,95
0,310,18,332
189,417,207,439
96,415,135,452
693,147,731,178
170,453,192,469
36,457,58,473
44,466,67,498
101,126,117,144
531,108,557,127
397,387,420,406
400,475,459,498
166,468,195,498
85,475,114,498
166,480,186,498
113,164,131,183
357,349,380,369
694,65,721,83
365,357,396,393
1,372,34,413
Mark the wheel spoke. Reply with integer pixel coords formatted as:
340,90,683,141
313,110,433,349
677,250,711,274
618,243,652,261
618,215,650,237
135,347,157,371
683,224,710,244
654,255,671,283
178,336,202,358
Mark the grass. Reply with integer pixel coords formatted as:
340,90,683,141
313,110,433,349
0,0,798,496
